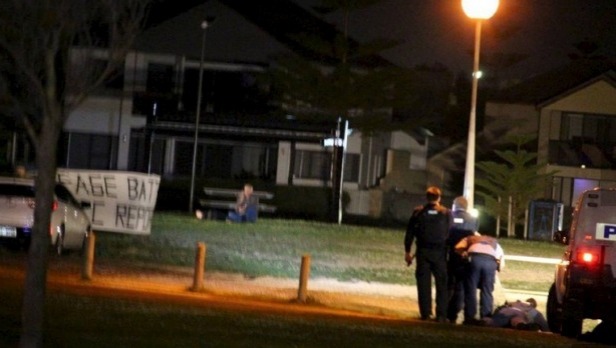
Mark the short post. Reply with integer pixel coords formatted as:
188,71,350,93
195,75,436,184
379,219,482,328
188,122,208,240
192,242,207,291
81,230,96,280
297,254,311,303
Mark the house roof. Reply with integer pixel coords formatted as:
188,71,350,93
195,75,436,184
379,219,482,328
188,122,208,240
140,0,392,68
491,59,616,105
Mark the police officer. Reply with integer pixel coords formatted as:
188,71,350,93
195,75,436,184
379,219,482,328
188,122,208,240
405,186,451,322
455,233,505,324
446,196,478,323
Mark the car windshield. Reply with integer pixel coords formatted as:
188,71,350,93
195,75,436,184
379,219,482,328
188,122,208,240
0,184,35,197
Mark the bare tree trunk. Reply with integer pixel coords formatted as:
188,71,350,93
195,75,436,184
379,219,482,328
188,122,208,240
20,113,62,348
523,207,529,239
1,3,148,347
507,195,513,237
495,196,501,237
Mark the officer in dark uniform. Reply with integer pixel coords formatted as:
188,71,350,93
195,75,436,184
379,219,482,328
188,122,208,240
446,196,478,323
404,186,451,322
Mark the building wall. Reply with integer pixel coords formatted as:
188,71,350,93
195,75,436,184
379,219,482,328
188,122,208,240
65,95,143,170
546,80,616,114
379,149,427,194
536,79,616,206
538,80,616,165
539,80,616,162
358,132,389,189
59,46,430,217
36,0,435,218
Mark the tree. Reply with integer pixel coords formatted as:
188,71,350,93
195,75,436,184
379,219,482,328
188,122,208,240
267,0,446,134
0,1,148,346
267,1,448,222
475,135,556,238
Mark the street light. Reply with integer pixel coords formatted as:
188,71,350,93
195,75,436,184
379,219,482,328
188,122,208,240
461,0,499,210
189,18,213,213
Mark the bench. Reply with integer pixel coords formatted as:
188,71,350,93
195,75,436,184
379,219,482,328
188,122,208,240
195,187,276,220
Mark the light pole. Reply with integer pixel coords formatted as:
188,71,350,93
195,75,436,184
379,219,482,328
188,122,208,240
337,118,350,225
461,0,499,210
189,19,212,213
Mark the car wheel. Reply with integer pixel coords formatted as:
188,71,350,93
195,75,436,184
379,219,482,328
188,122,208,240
561,316,582,338
561,299,583,338
547,284,562,333
54,226,65,256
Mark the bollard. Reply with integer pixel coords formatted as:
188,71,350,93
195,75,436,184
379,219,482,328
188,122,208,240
192,242,207,291
81,230,96,280
297,254,311,303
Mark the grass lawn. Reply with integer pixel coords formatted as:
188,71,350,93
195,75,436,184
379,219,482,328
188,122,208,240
93,213,565,292
0,280,576,348
0,213,572,347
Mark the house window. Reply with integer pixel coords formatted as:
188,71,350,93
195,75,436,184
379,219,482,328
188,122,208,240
182,68,267,116
559,113,616,167
147,63,174,94
231,144,277,180
294,150,331,180
561,112,616,144
171,141,276,180
127,133,165,174
343,153,360,183
63,133,117,170
171,141,211,177
88,58,124,91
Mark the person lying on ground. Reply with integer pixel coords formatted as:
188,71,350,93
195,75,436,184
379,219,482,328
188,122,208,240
484,298,549,332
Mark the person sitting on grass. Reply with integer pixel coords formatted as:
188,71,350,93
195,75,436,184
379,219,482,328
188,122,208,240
227,183,258,223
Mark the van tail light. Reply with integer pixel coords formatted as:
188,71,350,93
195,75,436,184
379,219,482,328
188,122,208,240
576,246,605,267
578,251,597,265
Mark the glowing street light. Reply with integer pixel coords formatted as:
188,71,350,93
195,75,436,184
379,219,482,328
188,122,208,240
461,0,499,210
462,0,499,19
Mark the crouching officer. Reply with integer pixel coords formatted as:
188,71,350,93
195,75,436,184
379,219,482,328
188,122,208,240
404,186,451,322
446,196,478,323
455,234,505,324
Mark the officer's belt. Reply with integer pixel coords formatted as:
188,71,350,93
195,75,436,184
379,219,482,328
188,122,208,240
417,242,445,249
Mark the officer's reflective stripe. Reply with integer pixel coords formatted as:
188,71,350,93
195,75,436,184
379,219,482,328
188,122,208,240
428,210,437,215
453,217,464,223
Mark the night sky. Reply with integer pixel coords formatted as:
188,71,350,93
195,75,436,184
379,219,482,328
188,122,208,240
295,0,616,80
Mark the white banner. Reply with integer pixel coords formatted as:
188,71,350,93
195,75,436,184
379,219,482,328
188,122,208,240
56,169,160,235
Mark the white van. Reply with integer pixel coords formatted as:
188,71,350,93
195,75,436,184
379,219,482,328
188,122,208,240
547,188,616,337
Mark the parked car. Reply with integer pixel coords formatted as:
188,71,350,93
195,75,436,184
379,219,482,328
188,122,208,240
547,188,616,337
0,177,91,255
